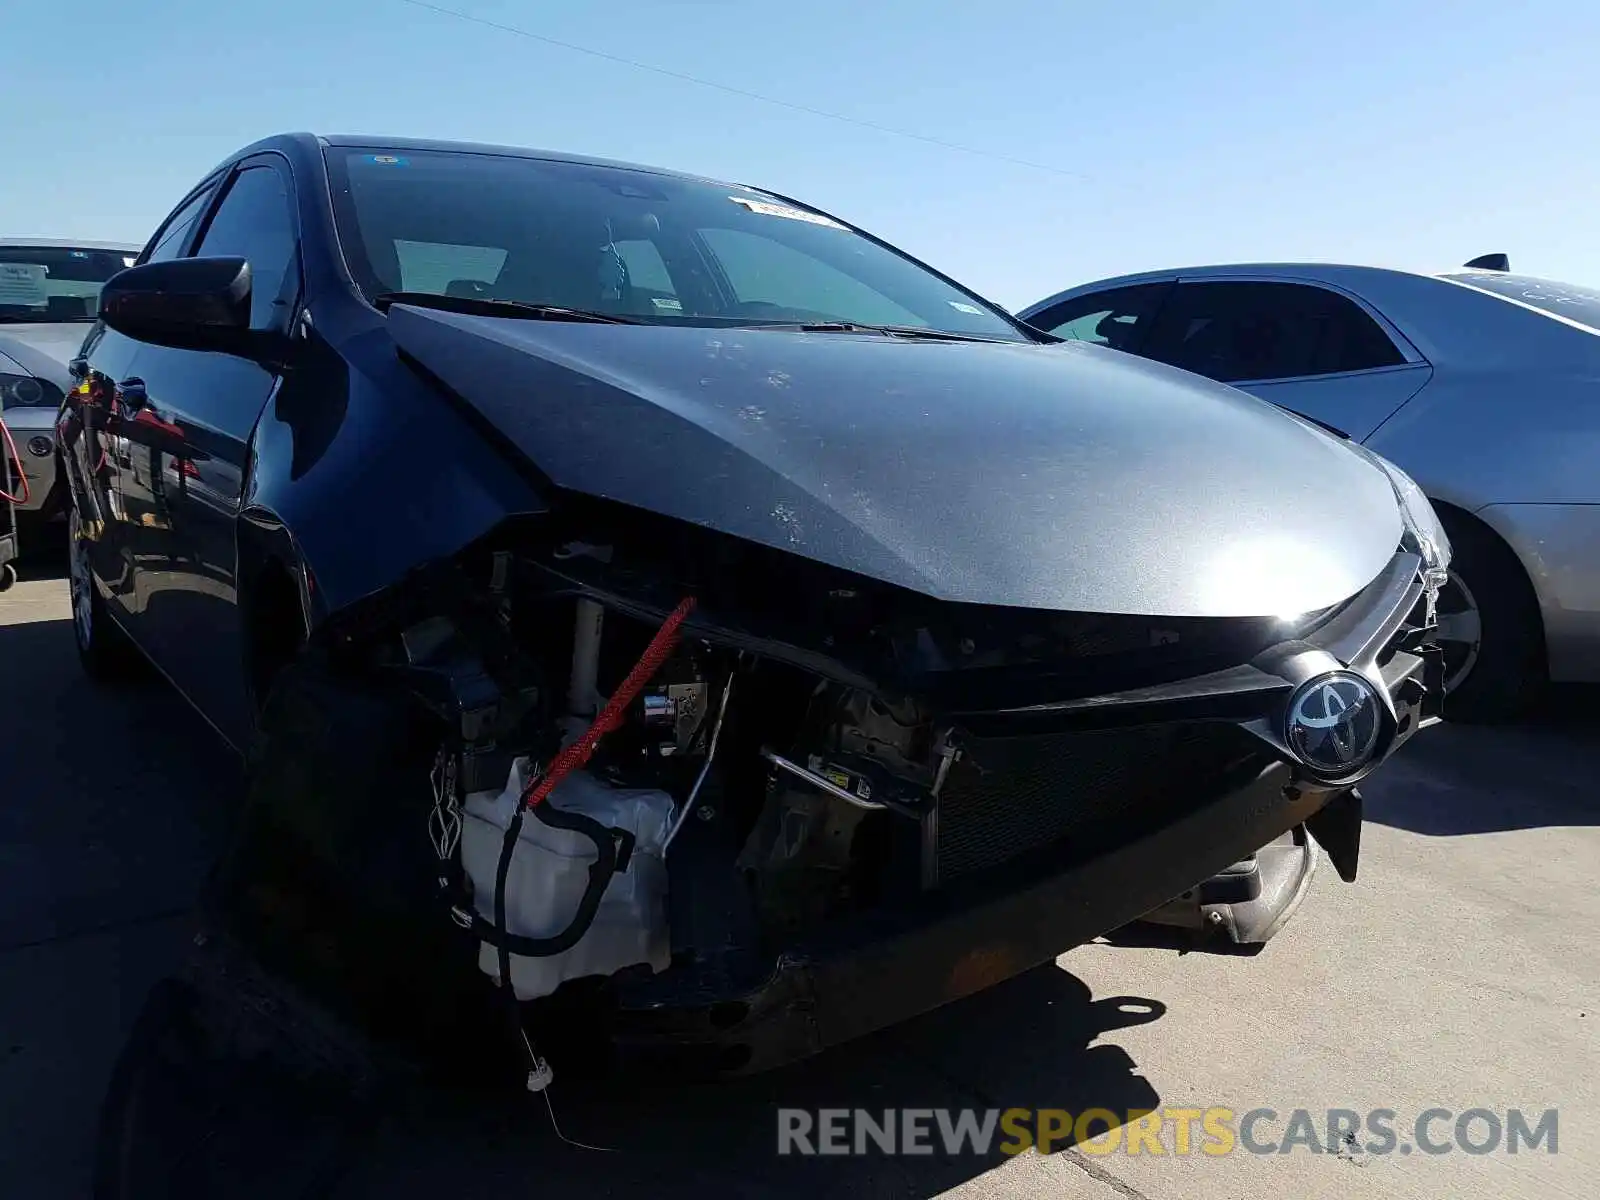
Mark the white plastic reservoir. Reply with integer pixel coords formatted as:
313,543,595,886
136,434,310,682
460,757,674,1001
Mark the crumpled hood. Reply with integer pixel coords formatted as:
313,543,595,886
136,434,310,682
388,306,1403,617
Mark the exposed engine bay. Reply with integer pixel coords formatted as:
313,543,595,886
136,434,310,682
330,492,1434,1052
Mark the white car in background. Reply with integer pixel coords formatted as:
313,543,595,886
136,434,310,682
0,239,141,538
1019,258,1600,722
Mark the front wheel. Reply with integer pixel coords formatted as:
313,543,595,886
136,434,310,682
1434,512,1545,723
67,502,141,681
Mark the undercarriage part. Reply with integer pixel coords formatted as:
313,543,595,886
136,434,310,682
1136,826,1320,945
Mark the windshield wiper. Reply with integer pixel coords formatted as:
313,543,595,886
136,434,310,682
748,321,1014,344
372,291,640,324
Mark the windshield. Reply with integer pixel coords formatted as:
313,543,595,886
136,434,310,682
1439,272,1600,334
0,245,136,324
325,147,1030,341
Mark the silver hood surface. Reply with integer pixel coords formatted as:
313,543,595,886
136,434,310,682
388,305,1404,618
0,322,93,369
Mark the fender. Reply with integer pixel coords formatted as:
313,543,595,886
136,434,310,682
241,322,548,629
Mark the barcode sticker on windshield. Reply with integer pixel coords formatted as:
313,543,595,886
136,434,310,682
727,196,846,229
0,263,48,307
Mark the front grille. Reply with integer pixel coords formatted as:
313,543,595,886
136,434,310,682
933,722,1263,884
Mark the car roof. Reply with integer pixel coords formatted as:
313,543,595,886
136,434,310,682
1018,262,1449,318
0,237,143,253
225,132,732,189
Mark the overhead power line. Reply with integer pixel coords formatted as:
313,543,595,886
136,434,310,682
396,0,1083,179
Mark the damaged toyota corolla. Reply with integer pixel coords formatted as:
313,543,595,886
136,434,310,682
62,134,1447,1083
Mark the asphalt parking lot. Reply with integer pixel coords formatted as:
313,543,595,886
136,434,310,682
2,557,1596,1199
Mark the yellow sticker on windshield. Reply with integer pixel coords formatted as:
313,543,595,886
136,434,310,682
727,196,847,229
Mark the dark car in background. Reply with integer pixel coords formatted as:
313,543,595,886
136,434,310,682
61,134,1444,1088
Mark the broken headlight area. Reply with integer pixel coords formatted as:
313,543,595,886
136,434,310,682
252,506,1435,1079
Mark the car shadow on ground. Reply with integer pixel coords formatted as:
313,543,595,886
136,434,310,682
96,962,1167,1197
1364,684,1600,837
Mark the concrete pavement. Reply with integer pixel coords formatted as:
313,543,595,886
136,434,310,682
1,565,1595,1198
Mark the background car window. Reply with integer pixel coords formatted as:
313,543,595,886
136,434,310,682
0,245,138,323
142,184,219,265
1141,281,1405,383
394,240,508,294
1027,282,1170,352
191,166,297,329
697,227,926,326
612,239,677,298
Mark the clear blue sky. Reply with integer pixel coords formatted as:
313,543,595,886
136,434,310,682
5,0,1597,308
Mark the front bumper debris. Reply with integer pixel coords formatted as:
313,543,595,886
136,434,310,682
610,760,1349,1075
606,552,1441,1071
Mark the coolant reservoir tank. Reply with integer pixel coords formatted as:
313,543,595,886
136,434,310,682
460,759,674,1001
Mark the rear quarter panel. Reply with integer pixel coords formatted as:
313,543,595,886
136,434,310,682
1360,274,1600,508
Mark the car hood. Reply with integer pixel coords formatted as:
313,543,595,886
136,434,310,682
0,322,92,371
387,306,1403,617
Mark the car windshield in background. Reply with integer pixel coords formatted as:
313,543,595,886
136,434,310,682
325,147,1029,340
1440,272,1600,334
0,245,135,323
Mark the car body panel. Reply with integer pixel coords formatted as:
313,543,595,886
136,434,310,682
389,303,1402,619
0,334,74,515
1020,262,1600,681
1476,502,1600,680
0,403,58,514
1244,362,1433,443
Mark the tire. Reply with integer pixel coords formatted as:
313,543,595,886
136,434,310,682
1435,510,1546,723
208,654,509,1085
67,498,142,681
92,975,379,1199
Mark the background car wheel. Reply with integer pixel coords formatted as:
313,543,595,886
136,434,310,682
1435,510,1545,723
67,503,141,681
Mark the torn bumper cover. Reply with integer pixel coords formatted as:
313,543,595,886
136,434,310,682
606,551,1443,1074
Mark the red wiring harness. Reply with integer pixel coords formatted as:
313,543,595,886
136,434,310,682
520,595,697,809
0,415,30,506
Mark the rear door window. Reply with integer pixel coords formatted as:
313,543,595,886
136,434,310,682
1141,281,1406,383
1025,282,1171,353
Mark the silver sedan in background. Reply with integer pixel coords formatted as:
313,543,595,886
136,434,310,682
0,240,141,542
1020,259,1600,721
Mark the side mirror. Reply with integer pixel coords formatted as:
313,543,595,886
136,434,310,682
99,257,254,353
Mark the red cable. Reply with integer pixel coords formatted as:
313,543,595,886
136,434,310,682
521,595,697,809
0,416,30,506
